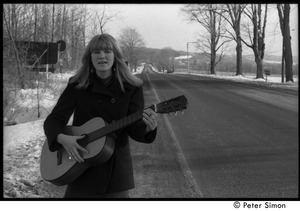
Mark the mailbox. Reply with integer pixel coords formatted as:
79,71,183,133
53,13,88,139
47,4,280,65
264,69,271,75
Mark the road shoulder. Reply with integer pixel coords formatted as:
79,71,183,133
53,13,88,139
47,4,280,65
129,73,200,198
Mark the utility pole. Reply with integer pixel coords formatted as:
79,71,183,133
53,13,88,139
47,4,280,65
281,41,285,83
187,42,196,74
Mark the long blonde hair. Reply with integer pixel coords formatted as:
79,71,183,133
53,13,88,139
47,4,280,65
69,34,143,91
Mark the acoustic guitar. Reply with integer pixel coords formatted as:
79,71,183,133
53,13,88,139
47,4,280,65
40,95,188,186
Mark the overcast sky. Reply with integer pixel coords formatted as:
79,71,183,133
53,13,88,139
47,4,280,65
90,4,298,57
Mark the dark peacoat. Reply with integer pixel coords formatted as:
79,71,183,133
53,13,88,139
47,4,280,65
43,72,157,193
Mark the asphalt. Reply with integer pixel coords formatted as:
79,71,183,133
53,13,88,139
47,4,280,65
142,71,298,198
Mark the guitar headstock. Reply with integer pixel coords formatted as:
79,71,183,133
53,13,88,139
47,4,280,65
151,95,188,114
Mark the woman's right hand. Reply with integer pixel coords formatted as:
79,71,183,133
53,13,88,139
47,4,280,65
57,134,89,163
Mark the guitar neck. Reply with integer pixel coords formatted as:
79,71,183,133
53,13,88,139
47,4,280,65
88,108,151,142
106,110,144,134
76,95,187,145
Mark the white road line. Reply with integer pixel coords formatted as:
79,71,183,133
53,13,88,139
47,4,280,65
145,73,203,198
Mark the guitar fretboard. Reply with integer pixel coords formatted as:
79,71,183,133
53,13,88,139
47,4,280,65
75,95,187,147
87,110,144,143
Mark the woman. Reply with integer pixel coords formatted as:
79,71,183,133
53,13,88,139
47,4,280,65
43,34,157,198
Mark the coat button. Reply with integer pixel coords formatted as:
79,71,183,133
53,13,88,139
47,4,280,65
111,98,116,104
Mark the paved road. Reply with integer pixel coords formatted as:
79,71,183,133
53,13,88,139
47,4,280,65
141,69,298,198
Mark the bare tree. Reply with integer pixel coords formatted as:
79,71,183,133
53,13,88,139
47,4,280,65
241,4,268,79
88,5,119,36
3,4,25,89
118,27,145,72
33,4,38,41
181,4,231,74
277,4,294,82
219,4,247,76
66,5,88,70
3,4,93,123
3,4,90,79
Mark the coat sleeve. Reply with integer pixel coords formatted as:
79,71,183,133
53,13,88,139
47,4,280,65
126,86,157,144
43,81,77,152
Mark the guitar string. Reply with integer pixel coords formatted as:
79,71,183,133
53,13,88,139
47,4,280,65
85,96,186,143
87,110,144,143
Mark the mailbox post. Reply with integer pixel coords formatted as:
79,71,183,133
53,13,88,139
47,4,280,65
264,69,271,82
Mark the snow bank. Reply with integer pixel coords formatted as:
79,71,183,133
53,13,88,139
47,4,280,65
3,72,74,198
4,119,44,150
3,119,66,198
4,72,74,125
174,71,298,90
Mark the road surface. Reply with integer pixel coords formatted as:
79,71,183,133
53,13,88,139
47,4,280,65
141,68,298,198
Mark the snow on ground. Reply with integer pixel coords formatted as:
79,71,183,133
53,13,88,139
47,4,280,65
4,72,74,125
3,71,73,198
3,67,298,198
174,70,298,90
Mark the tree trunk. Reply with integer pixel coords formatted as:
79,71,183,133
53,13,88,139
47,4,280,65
3,7,25,89
210,30,216,75
277,4,294,82
51,4,55,73
70,8,75,71
283,4,294,82
284,37,293,82
33,4,38,42
235,10,243,76
255,56,264,79
236,37,243,76
210,51,216,74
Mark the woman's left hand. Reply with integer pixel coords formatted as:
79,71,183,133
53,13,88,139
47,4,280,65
143,108,157,134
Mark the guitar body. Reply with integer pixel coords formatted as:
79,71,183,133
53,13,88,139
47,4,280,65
40,117,115,186
40,95,188,186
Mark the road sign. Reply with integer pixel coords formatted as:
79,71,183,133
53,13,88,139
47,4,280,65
57,40,66,51
15,40,66,65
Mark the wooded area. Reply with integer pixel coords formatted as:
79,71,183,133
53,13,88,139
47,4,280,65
3,4,296,88
180,4,296,81
2,4,297,126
